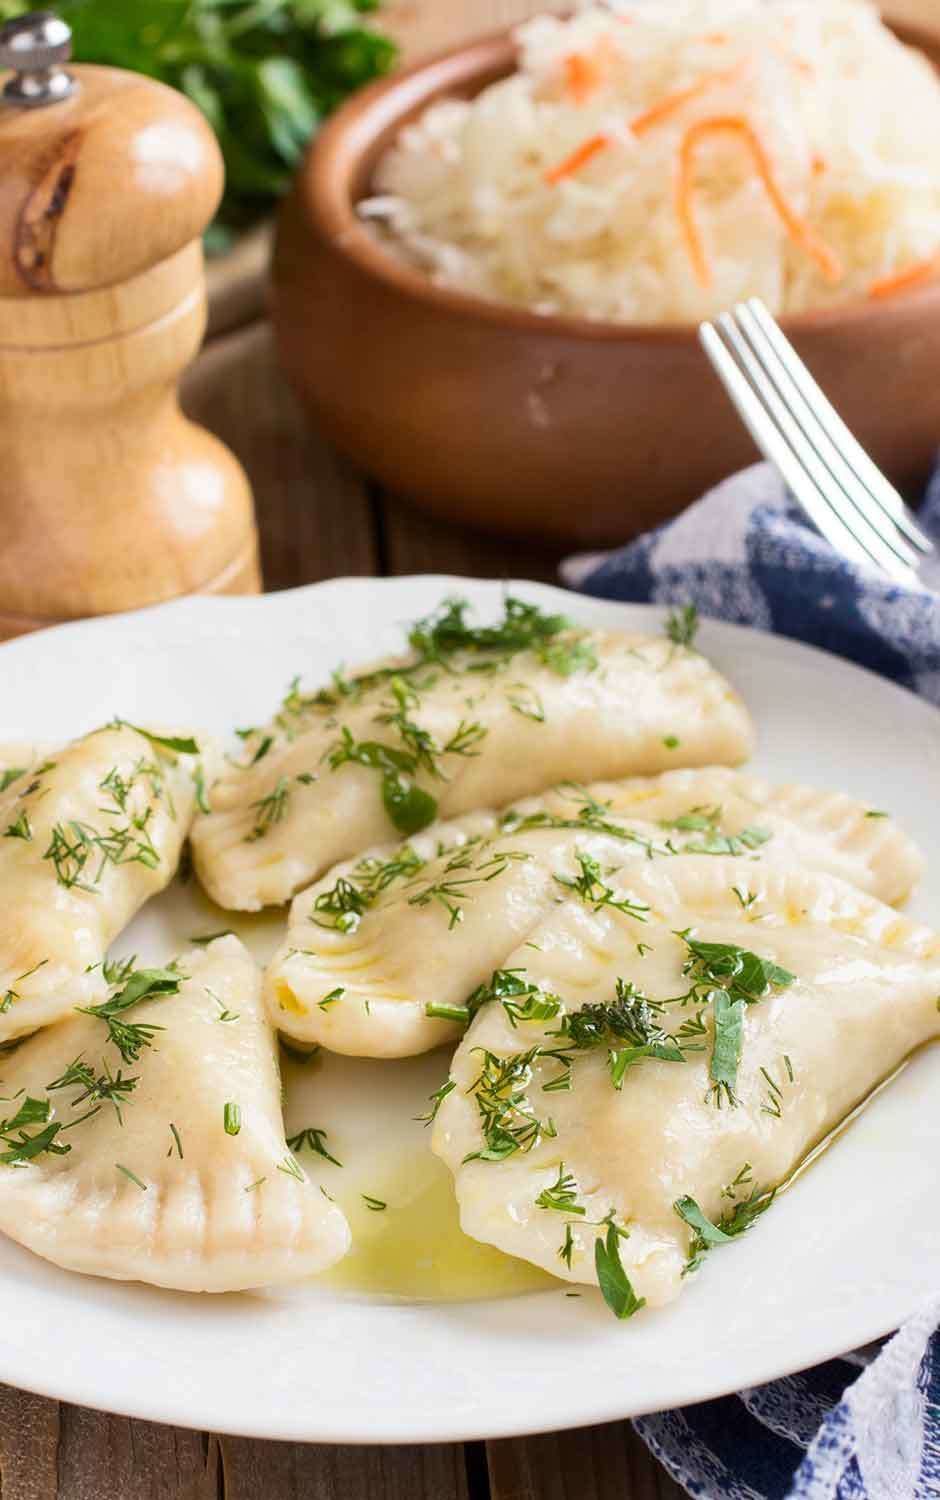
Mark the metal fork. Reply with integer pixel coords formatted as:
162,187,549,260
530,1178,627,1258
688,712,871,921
699,297,937,587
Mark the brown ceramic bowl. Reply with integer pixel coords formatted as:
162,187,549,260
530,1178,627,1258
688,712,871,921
271,20,940,546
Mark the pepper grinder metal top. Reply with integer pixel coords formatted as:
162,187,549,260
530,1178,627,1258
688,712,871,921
0,10,75,108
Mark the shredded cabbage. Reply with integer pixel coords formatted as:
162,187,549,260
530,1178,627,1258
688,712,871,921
360,0,940,322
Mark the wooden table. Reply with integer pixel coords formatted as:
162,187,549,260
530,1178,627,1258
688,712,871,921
4,0,932,1491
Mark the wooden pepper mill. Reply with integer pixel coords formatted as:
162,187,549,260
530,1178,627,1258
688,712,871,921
0,11,261,639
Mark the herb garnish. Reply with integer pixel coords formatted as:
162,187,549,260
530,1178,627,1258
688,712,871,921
0,1096,69,1166
554,853,650,921
556,979,691,1089
535,1164,585,1216
47,1056,138,1125
79,966,183,1064
327,729,437,837
115,1163,147,1192
286,1127,342,1166
407,844,530,930
416,1078,456,1125
674,1183,775,1273
109,722,199,757
362,1194,387,1211
408,596,570,664
664,604,700,650
659,804,772,857
594,1222,645,1320
462,1046,558,1164
506,684,545,722
223,1102,241,1136
277,1153,305,1182
0,959,49,1014
3,810,31,841
312,846,426,934
428,968,562,1029
245,776,290,842
707,992,746,1107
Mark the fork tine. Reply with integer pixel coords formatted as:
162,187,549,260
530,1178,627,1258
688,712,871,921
698,322,904,578
733,302,920,571
744,298,934,555
714,312,919,584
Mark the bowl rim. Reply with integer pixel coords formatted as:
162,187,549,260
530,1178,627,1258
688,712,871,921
300,13,940,344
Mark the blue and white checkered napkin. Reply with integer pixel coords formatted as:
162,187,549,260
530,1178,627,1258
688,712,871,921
563,460,940,1500
564,461,940,705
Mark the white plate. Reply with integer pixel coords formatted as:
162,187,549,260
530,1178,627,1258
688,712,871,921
0,575,937,1445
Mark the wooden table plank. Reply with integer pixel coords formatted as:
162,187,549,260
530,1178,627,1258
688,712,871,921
0,1385,61,1500
217,1438,474,1500
487,1427,687,1500
382,495,565,585
54,1411,218,1500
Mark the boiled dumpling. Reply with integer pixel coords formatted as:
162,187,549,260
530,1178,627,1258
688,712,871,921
576,767,923,904
191,597,754,911
264,772,923,1058
0,723,209,1043
0,936,350,1291
431,857,940,1312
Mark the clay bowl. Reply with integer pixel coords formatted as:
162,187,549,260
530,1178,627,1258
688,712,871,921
271,20,940,546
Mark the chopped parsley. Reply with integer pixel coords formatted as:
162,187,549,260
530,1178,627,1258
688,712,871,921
594,1222,645,1320
674,1184,775,1274
78,965,183,1064
223,1102,241,1136
707,992,746,1108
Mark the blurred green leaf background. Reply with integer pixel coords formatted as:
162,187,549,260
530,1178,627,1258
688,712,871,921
0,0,397,247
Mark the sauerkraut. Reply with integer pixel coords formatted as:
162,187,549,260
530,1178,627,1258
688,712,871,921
359,0,940,323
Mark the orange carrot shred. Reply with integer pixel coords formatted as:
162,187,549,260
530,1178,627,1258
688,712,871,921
564,52,604,106
868,256,940,301
544,132,611,185
675,115,844,288
629,63,744,138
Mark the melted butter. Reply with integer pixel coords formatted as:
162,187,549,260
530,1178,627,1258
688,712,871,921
782,1036,940,1195
320,1153,556,1302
